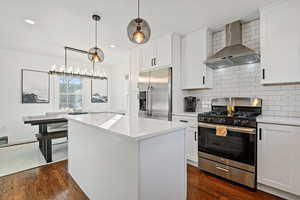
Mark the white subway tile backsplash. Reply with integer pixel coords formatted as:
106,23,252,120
187,19,300,117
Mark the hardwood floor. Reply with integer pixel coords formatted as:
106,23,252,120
0,161,283,200
0,160,88,200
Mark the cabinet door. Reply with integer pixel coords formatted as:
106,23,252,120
156,35,172,67
185,127,196,162
191,127,198,163
181,28,212,89
172,115,198,163
141,42,155,71
258,123,300,195
260,1,300,84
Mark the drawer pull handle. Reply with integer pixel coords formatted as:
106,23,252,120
216,166,229,173
180,120,188,123
259,128,262,140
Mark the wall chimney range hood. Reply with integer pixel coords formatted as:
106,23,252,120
204,20,260,69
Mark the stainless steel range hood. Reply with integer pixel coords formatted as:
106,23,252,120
204,20,260,69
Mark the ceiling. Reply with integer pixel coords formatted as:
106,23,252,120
0,0,278,66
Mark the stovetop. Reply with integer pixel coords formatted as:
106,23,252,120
198,99,262,128
198,111,260,128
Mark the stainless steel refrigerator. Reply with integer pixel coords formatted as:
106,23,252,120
138,68,172,121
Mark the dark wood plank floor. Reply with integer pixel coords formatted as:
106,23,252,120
0,160,88,200
0,161,283,200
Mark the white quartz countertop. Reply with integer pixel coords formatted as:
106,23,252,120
257,115,300,126
67,113,187,141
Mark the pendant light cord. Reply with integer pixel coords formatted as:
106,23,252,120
138,0,140,19
95,20,98,47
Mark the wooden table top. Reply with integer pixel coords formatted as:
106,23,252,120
23,115,68,125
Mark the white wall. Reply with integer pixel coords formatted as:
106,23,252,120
109,61,129,113
0,48,113,144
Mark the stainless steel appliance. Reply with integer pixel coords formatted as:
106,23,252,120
138,68,172,121
198,97,262,188
184,96,197,112
204,20,260,69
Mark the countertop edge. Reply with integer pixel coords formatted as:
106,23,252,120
257,115,300,126
67,116,187,141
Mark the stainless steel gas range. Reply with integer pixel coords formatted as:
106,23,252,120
198,97,262,188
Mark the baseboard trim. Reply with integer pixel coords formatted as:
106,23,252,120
187,159,198,167
258,184,300,200
0,140,37,149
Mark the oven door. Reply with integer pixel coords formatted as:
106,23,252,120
198,122,256,166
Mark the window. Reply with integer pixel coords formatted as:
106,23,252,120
59,77,83,111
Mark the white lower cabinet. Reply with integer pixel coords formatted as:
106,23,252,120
173,115,198,164
257,123,300,196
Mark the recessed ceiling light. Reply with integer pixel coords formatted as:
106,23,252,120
24,19,35,25
109,44,116,48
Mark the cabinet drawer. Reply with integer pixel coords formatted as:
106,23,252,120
199,158,255,188
172,115,197,127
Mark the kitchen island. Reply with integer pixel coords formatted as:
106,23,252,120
67,113,187,200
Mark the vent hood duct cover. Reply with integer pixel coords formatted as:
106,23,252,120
204,20,260,69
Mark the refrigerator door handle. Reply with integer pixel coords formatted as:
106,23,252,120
148,85,153,116
146,86,149,115
145,90,148,115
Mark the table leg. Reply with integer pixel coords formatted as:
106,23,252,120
45,138,52,163
39,124,52,163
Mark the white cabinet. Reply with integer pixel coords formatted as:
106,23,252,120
257,123,300,196
260,0,300,84
140,42,155,71
140,34,173,71
186,127,198,164
156,35,172,67
181,27,213,89
173,115,198,165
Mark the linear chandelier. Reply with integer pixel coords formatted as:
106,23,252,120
49,47,107,80
49,14,106,80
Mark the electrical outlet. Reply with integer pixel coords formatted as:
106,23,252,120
0,136,8,146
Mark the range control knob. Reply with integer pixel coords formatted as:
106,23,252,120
219,118,226,124
241,120,249,126
233,119,241,126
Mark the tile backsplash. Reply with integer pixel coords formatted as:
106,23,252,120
187,19,300,117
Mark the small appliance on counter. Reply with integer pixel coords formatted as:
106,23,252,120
198,97,262,189
184,96,197,112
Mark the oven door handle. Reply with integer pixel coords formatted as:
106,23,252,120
198,122,256,135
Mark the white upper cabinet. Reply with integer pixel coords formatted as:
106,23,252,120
181,27,213,89
140,34,173,71
257,123,300,196
140,41,155,71
156,35,172,67
260,0,300,84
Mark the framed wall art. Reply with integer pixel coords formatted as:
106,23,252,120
21,69,50,104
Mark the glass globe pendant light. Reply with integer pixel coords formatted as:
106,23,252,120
127,0,151,44
88,14,104,63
